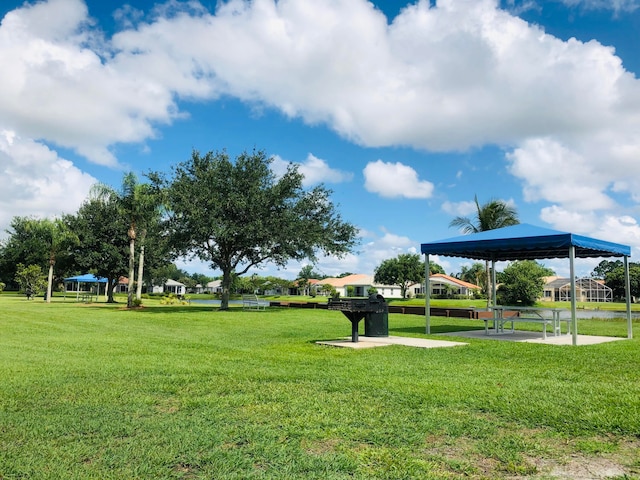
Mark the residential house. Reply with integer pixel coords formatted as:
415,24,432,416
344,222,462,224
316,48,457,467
204,279,223,294
148,279,187,295
412,274,480,298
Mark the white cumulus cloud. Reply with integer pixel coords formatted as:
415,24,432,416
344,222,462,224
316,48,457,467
363,160,434,198
271,153,353,187
0,129,97,235
2,0,640,261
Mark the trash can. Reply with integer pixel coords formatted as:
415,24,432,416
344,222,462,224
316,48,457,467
364,294,388,337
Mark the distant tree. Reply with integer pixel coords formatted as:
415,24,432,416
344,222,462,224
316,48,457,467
0,217,52,289
458,262,488,294
191,273,215,287
497,261,552,306
0,217,76,299
297,264,322,295
40,219,78,302
178,276,198,292
374,253,424,299
604,263,640,300
263,276,292,294
429,261,445,275
15,264,47,298
337,272,353,278
449,195,519,306
151,149,358,310
591,260,624,279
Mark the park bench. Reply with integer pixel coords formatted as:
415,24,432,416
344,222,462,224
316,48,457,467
242,294,266,311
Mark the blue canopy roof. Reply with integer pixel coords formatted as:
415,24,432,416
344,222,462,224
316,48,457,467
421,224,631,261
63,274,107,283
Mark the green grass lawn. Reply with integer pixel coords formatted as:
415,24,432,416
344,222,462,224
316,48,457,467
1,294,639,479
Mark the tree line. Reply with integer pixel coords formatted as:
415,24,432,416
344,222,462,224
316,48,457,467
0,149,358,309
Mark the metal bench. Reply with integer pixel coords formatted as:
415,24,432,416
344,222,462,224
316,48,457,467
242,294,266,311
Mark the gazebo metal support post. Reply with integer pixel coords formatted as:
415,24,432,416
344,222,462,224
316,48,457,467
425,253,431,334
624,256,632,339
491,259,497,309
569,246,577,346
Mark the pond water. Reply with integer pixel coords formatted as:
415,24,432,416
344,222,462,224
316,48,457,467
557,309,640,320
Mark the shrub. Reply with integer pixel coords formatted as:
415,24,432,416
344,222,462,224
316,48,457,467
130,298,143,308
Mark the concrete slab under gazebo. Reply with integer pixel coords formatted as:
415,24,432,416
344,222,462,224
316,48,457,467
420,224,633,346
63,274,108,301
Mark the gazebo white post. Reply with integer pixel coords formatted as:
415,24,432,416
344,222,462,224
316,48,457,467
624,255,633,339
425,253,431,334
569,246,578,346
491,259,497,308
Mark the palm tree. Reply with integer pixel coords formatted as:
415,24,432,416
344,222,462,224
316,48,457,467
449,195,519,306
91,173,161,308
42,218,78,303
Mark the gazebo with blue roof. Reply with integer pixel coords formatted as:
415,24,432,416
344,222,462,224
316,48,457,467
63,273,108,301
421,224,632,345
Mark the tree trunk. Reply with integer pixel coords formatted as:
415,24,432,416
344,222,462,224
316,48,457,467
127,236,135,308
136,245,145,300
107,278,116,303
221,269,231,310
46,258,54,303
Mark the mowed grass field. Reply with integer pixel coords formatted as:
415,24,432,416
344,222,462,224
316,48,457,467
1,294,639,479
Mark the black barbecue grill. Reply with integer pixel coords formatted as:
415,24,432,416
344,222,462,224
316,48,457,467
327,294,388,342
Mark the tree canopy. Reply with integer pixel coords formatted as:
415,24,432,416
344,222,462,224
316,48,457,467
374,253,424,299
65,196,130,303
151,149,358,309
497,261,554,306
0,217,76,294
449,195,519,234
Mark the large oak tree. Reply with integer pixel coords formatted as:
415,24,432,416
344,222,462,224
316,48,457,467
151,149,358,310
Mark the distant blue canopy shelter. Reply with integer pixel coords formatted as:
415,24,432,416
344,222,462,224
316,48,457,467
420,224,632,345
63,274,107,301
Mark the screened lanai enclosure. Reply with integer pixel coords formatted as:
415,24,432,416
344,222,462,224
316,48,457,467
546,277,613,302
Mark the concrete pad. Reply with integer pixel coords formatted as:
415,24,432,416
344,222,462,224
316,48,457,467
317,335,467,349
437,329,627,346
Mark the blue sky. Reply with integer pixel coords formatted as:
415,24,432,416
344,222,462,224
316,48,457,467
1,0,640,280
